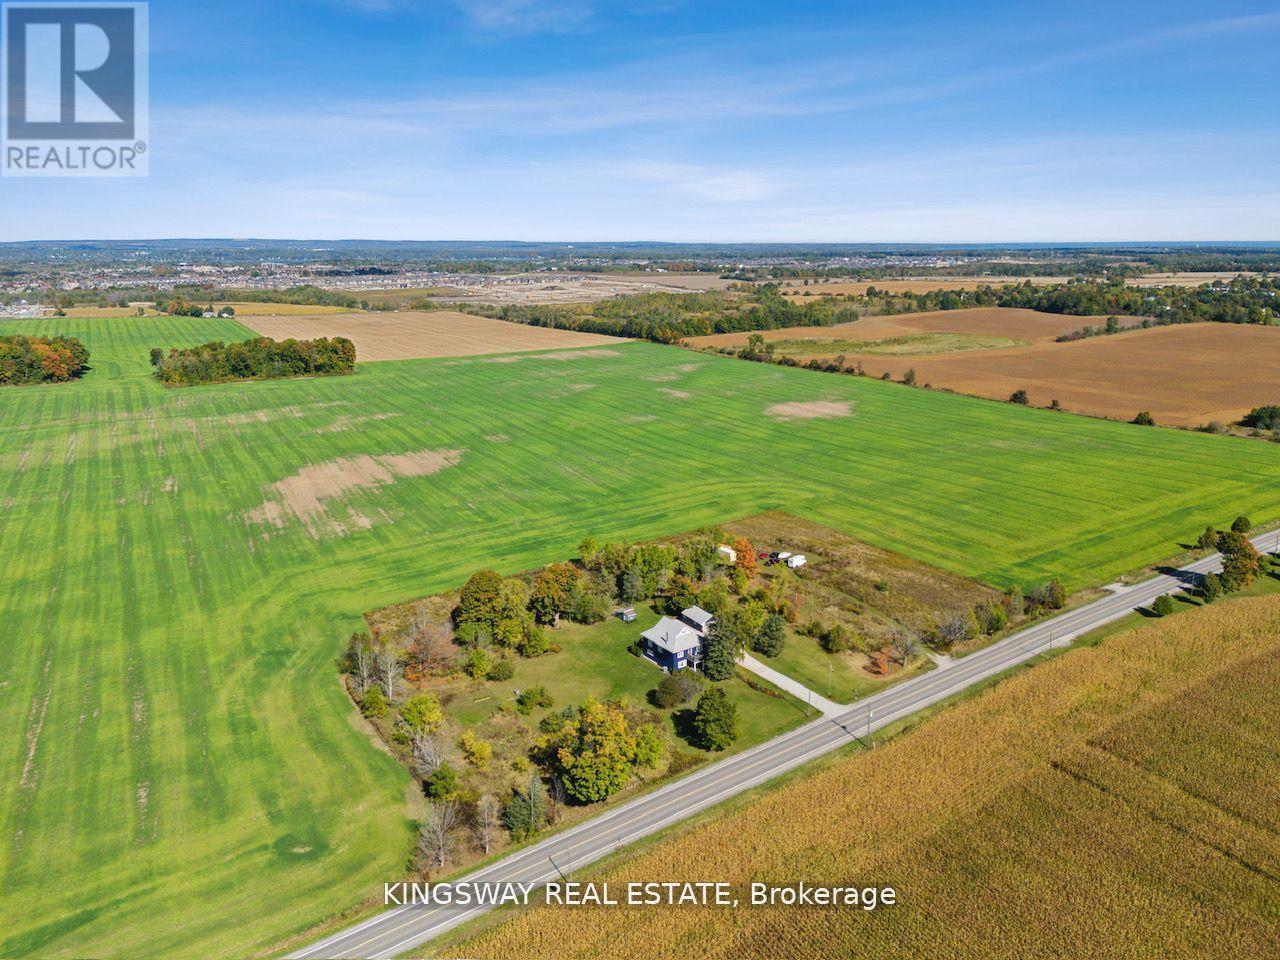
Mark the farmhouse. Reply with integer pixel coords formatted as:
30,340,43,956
640,606,716,672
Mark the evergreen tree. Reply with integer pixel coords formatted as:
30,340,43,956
701,616,743,680
691,687,739,751
753,614,786,658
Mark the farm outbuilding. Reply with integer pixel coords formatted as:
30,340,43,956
717,544,737,564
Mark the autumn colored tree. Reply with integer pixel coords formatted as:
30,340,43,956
733,536,758,578
0,334,89,385
398,693,444,737
539,699,639,803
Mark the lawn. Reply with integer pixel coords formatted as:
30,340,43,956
436,605,805,750
3,316,1280,958
766,627,934,704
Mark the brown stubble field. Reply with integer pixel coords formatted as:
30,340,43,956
688,307,1090,349
238,309,625,360
687,308,1280,427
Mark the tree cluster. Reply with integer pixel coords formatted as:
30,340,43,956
0,334,89,384
151,336,355,385
454,285,859,345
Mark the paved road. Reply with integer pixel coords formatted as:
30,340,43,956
289,533,1276,960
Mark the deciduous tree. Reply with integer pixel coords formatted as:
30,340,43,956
530,562,580,626
473,794,500,855
539,698,638,803
733,536,758,578
417,800,460,870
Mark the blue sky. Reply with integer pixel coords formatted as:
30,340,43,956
3,0,1279,241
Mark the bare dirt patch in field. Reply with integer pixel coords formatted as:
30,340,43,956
247,448,462,537
766,400,852,420
240,311,624,361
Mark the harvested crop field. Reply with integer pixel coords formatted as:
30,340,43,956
239,309,624,360
460,594,1280,960
689,310,1280,426
1126,271,1255,288
687,307,1092,350
221,301,352,316
835,324,1280,427
765,332,1026,357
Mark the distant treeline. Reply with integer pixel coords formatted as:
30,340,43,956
177,285,366,309
859,276,1280,330
457,285,859,343
0,334,89,385
724,251,1280,282
151,336,356,385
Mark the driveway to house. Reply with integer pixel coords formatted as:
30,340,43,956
288,532,1274,960
738,652,843,716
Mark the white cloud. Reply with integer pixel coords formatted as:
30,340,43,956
450,0,596,32
612,161,778,202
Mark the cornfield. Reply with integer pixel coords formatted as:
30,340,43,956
462,596,1280,959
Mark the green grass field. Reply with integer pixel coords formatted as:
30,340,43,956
3,316,1280,958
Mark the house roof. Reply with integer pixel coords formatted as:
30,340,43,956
641,616,703,654
682,606,715,629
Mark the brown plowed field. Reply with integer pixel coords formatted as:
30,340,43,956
687,308,1280,426
689,307,1091,349
239,310,625,361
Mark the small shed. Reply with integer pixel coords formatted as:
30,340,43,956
786,554,807,568
716,544,737,564
617,607,637,623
